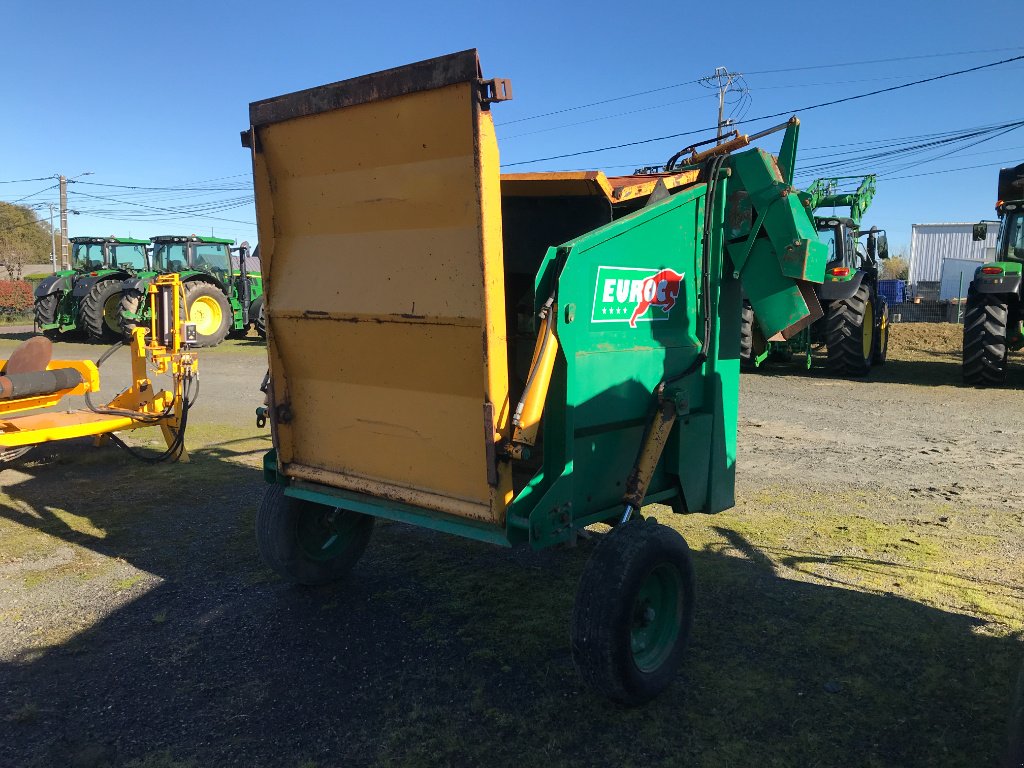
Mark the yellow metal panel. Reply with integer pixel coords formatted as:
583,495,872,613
252,73,511,524
500,170,701,205
0,411,137,447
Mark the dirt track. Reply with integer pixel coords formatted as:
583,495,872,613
0,323,1021,768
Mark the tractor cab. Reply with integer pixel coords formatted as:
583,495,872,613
994,202,1024,262
70,237,150,274
816,216,858,277
149,235,233,280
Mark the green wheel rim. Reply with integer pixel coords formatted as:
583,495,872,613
630,563,683,672
295,505,359,562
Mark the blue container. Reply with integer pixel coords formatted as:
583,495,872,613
878,279,906,305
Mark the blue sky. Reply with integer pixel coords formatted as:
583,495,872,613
3,0,1023,258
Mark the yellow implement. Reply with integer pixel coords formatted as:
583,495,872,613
0,274,198,462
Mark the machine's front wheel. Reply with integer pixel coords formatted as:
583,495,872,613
963,290,1009,386
185,282,232,347
33,294,62,340
256,484,375,585
571,518,695,706
825,283,874,377
80,280,124,342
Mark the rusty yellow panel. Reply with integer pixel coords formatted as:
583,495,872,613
250,53,511,524
500,170,701,205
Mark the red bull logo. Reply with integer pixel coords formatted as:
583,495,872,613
591,266,686,327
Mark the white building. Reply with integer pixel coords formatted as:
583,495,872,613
908,222,999,289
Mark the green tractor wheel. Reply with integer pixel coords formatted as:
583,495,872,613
255,484,375,585
81,280,125,342
571,517,695,706
184,282,232,347
33,294,62,340
963,290,1009,386
825,283,874,377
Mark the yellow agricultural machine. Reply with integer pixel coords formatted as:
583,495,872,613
243,50,826,704
0,274,199,464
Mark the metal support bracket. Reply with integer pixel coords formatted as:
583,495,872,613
480,78,513,104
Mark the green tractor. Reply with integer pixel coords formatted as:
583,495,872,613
962,163,1024,386
740,175,890,376
119,235,264,347
33,236,150,342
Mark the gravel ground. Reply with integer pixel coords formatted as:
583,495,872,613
0,323,1021,768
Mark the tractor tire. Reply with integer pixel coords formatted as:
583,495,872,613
118,287,147,339
825,284,874,377
256,484,375,585
33,294,61,340
873,296,890,366
571,517,695,706
251,295,266,339
739,300,755,370
962,290,1009,386
80,280,125,342
184,282,231,348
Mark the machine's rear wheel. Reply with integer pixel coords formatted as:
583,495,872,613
118,287,147,339
571,518,695,706
80,280,124,342
185,282,231,347
739,299,768,371
256,484,375,585
251,295,266,339
963,290,1008,386
33,294,61,340
873,297,889,366
826,283,874,377
739,300,755,370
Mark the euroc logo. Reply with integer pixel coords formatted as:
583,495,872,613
591,266,686,327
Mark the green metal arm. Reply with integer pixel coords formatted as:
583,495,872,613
802,174,877,228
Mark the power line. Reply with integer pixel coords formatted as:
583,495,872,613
501,54,1024,168
70,189,255,225
883,158,1024,182
7,183,60,204
495,46,1024,129
0,176,54,184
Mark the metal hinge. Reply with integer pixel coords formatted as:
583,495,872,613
480,78,513,105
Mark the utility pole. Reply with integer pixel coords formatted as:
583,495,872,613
700,67,747,141
46,203,57,273
59,175,69,269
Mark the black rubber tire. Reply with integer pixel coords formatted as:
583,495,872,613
739,300,755,370
184,282,232,348
33,293,62,340
1007,656,1024,768
251,295,266,338
256,484,374,585
571,518,695,706
825,283,873,377
962,290,1009,386
873,297,889,366
80,280,123,342
118,287,147,339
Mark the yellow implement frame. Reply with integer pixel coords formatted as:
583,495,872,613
0,274,197,460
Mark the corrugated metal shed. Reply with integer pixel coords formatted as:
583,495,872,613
909,222,999,286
